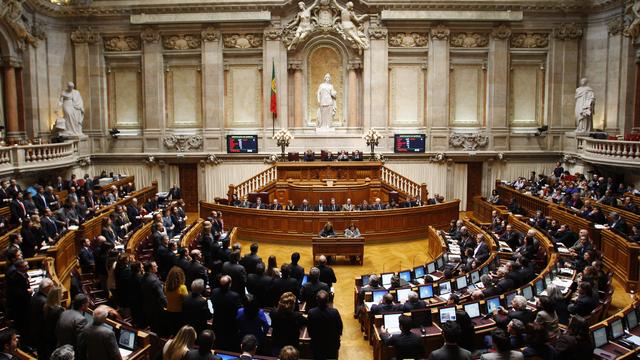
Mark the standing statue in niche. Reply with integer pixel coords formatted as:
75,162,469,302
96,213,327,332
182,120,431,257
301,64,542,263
56,82,85,137
332,0,369,50
317,73,337,130
575,78,595,134
286,0,320,51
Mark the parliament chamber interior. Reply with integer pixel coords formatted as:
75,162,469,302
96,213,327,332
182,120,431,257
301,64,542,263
0,0,640,359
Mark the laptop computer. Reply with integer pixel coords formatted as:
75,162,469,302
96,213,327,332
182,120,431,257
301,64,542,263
464,302,481,318
521,285,534,302
381,273,394,288
439,306,457,323
372,289,388,304
436,257,444,269
396,288,412,303
118,328,136,358
486,296,501,314
470,271,480,285
624,308,640,346
455,275,468,291
438,281,452,301
505,291,517,308
361,274,370,286
418,284,434,300
399,270,412,283
534,279,545,296
610,318,636,349
426,262,436,274
383,313,403,335
414,266,425,279
592,325,618,359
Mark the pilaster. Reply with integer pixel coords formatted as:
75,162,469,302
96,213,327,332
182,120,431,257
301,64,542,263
263,25,288,133
487,24,511,150
363,23,388,130
427,24,450,129
70,26,100,133
548,23,582,131
141,27,164,151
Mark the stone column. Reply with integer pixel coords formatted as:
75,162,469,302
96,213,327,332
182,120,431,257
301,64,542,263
548,23,582,132
347,62,361,128
487,24,511,150
263,26,288,135
606,20,636,134
3,62,20,143
70,26,100,133
141,28,164,151
635,49,640,132
427,24,450,129
363,23,388,129
201,27,223,149
289,62,303,128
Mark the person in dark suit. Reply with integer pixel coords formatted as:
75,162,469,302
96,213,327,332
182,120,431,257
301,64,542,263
183,279,212,335
300,267,330,311
472,234,490,265
290,252,305,285
247,263,273,308
78,238,95,273
76,306,122,360
495,295,534,328
9,192,27,226
317,255,337,287
402,291,426,312
235,335,257,360
40,209,60,243
315,199,326,212
184,330,221,360
307,290,343,360
270,292,306,356
606,211,628,234
155,235,175,280
327,198,340,212
0,329,19,360
303,149,315,162
371,293,401,315
568,282,599,316
298,199,312,211
211,275,241,351
126,198,142,228
270,264,299,307
428,321,472,360
168,184,182,201
29,277,53,355
222,250,247,297
380,314,425,360
553,224,578,248
186,250,208,290
240,243,262,275
33,186,48,214
253,198,266,209
270,199,283,210
141,261,168,333
7,179,22,198
6,260,31,339
56,294,89,348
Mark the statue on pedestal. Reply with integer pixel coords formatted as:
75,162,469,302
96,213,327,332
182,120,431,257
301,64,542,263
286,0,319,50
317,73,337,130
575,78,595,134
55,82,85,137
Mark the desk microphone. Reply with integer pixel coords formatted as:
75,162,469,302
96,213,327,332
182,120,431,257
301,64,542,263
412,254,419,269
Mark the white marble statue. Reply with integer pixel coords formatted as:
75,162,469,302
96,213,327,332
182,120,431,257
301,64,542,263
625,0,640,38
56,82,85,137
332,0,369,50
575,77,595,133
317,73,337,129
286,0,319,50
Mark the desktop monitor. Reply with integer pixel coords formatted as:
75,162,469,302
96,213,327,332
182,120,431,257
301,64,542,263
626,309,639,330
455,276,468,290
486,297,501,313
470,271,480,284
396,288,412,303
463,302,481,319
439,306,457,323
418,284,434,299
439,281,452,295
436,257,444,269
399,270,412,283
361,275,370,286
592,326,609,348
372,289,388,303
118,329,136,350
505,291,517,308
383,313,403,333
611,319,625,340
521,285,534,301
427,262,436,274
381,273,394,286
414,266,425,278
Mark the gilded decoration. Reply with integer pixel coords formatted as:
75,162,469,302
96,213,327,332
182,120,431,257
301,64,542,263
430,24,450,40
388,32,427,47
450,32,489,48
140,28,160,43
104,36,140,51
510,33,549,48
223,34,263,48
491,24,512,40
70,26,100,44
201,27,219,42
554,23,583,40
163,34,201,50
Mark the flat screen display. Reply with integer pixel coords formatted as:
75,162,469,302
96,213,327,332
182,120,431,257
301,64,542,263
470,271,480,284
118,329,136,350
383,313,402,332
611,319,624,339
372,290,388,303
427,262,436,274
522,286,534,301
381,273,394,286
486,297,501,313
414,266,425,278
439,281,452,295
455,276,468,290
535,279,545,295
419,284,433,299
394,134,426,153
627,310,639,330
399,271,411,283
592,327,608,348
226,135,258,153
439,306,457,323
396,288,412,303
464,302,481,318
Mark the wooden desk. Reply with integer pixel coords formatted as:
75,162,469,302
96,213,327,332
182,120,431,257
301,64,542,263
312,236,364,265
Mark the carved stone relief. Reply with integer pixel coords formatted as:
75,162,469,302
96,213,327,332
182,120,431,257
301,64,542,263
554,23,583,40
388,32,428,47
201,27,220,42
491,24,512,40
608,18,625,36
430,24,450,40
449,133,489,150
163,135,203,152
222,34,263,48
140,28,160,43
71,26,100,44
104,36,140,51
510,33,549,48
163,34,201,50
0,0,38,47
450,32,489,48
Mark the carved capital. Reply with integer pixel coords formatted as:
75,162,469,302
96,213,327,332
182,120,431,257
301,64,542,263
163,34,201,50
430,24,450,40
223,34,263,48
70,26,100,45
554,23,583,40
104,35,140,51
263,27,282,41
163,135,203,152
388,32,428,48
140,28,160,43
201,27,220,42
369,26,388,40
347,62,362,70
288,62,302,71
510,33,549,48
450,32,489,48
608,18,625,36
199,154,223,167
491,24,512,40
449,133,488,151
32,21,47,41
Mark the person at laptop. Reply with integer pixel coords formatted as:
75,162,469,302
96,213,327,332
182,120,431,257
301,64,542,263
380,314,425,360
356,275,383,316
499,224,521,251
522,324,557,359
493,295,534,329
553,316,593,360
567,282,599,317
372,293,401,315
534,296,560,341
300,267,330,310
480,329,524,360
402,292,426,312
428,321,472,360
184,330,221,360
76,306,122,360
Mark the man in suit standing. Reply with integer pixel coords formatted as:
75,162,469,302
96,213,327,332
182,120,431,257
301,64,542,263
184,330,220,360
240,243,262,275
341,198,355,211
6,259,31,338
126,198,142,228
300,267,330,310
317,255,337,288
247,263,273,308
56,294,89,348
9,193,26,226
236,335,257,360
183,279,212,335
327,198,340,212
307,290,343,360
7,179,22,198
41,208,59,243
34,186,48,214
0,329,19,360
222,250,247,297
380,314,425,360
186,250,208,290
168,184,182,200
473,234,490,265
76,306,122,360
141,261,167,333
371,198,384,210
211,276,241,351
298,199,312,211
29,278,53,351
290,252,305,285
429,321,472,360
253,198,266,209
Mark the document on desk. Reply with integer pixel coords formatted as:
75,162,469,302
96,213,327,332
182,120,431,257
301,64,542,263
624,334,640,346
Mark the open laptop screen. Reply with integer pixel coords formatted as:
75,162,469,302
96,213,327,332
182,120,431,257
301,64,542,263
118,329,136,350
414,266,425,278
486,297,501,313
521,285,534,301
436,257,444,269
455,276,468,290
381,273,394,286
399,270,412,283
611,319,625,340
592,327,608,348
535,279,545,295
439,306,457,323
418,284,433,299
439,281,452,295
372,289,388,303
463,302,481,319
361,275,370,286
626,309,639,330
470,271,480,284
396,288,412,303
505,291,517,308
383,313,402,332
427,262,436,274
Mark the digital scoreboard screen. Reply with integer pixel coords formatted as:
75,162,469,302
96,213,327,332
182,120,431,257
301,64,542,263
394,134,426,153
226,135,258,153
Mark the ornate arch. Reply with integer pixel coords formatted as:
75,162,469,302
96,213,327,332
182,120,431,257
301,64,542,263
0,21,21,61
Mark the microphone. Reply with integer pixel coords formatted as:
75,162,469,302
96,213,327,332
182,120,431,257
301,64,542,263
412,254,419,268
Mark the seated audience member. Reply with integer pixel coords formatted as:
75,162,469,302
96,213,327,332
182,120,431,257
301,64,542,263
552,224,577,248
352,150,364,161
341,198,355,211
303,149,315,161
298,199,312,211
271,199,283,210
630,223,640,243
522,324,556,359
554,316,594,360
402,291,426,312
270,292,306,356
76,305,122,360
529,210,547,228
473,234,490,264
380,314,425,360
371,293,400,315
622,196,638,214
480,328,524,360
307,290,343,360
489,189,501,205
278,346,299,360
0,329,19,360
239,195,252,208
499,224,522,251
605,211,628,234
568,282,599,316
168,184,182,201
494,295,534,327
428,321,472,360
336,150,349,161
183,330,221,360
359,199,370,211
344,223,361,238
507,319,527,349
507,198,523,215
163,325,197,360
300,267,330,310
319,222,336,237
236,294,270,349
253,197,266,209
371,197,384,210
183,279,212,335
237,335,258,360
285,200,297,211
534,296,560,341
356,274,383,315
315,199,326,212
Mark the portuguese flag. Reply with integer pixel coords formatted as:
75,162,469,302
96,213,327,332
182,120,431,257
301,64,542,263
270,59,277,119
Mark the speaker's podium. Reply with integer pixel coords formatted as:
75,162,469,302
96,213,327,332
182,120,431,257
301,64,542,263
311,236,365,265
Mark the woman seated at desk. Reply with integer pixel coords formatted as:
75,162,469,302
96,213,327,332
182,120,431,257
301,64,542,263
319,222,336,237
344,223,361,238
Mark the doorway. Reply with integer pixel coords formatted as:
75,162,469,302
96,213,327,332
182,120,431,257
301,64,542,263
178,163,199,212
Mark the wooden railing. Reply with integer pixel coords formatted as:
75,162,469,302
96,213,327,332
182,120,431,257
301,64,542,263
494,182,551,217
577,136,640,165
380,166,427,200
228,165,277,200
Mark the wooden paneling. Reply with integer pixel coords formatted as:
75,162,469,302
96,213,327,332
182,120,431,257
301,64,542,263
495,183,550,216
601,229,640,292
179,164,199,212
465,162,483,211
200,201,460,243
276,162,383,182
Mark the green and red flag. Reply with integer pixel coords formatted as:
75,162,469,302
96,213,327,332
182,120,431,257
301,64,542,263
270,59,277,118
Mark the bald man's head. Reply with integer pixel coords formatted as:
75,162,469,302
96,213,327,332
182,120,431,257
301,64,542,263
318,255,327,265
220,275,232,290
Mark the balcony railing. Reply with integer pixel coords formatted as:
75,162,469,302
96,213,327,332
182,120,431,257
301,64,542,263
0,141,79,174
577,137,640,166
